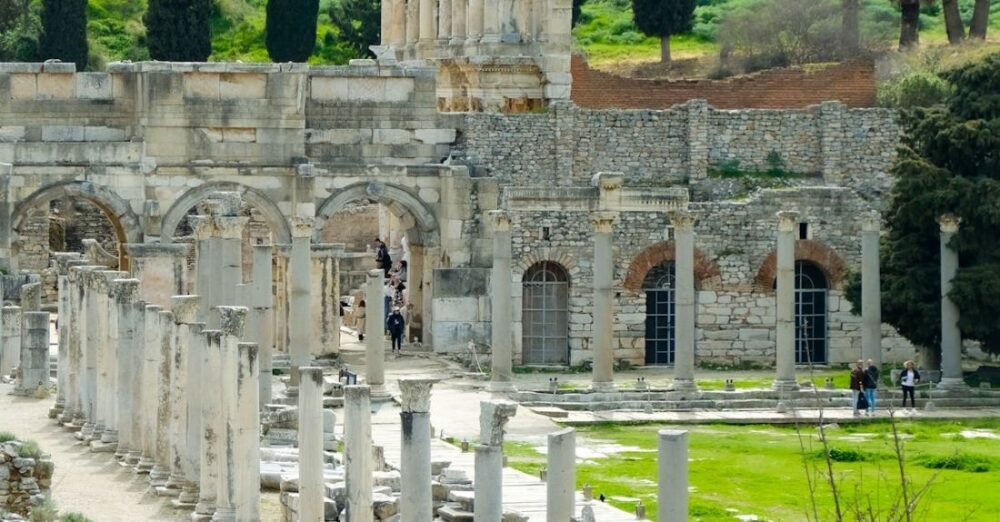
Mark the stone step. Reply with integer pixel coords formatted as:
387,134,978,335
437,503,474,522
529,406,569,418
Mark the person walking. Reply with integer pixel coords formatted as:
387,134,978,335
356,299,366,342
900,360,920,411
387,307,405,354
850,360,865,416
863,358,879,415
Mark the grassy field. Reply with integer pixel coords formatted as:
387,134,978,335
505,419,1000,521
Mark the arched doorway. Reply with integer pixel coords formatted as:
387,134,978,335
795,261,828,364
521,261,569,365
643,261,676,365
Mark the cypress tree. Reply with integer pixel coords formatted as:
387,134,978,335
145,0,213,62
329,0,380,59
631,0,696,65
38,0,88,70
266,0,321,63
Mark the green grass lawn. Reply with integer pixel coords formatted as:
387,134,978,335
506,419,1000,521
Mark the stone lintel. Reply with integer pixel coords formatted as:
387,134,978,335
216,306,248,338
310,243,346,258
669,210,696,230
479,399,517,446
398,377,438,413
111,279,141,304
937,213,961,233
776,210,800,232
145,304,164,314
171,295,202,324
126,243,191,259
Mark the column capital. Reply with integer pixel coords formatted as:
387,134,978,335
189,216,215,240
399,377,438,413
367,268,385,281
99,270,128,295
171,295,202,324
111,278,141,304
776,210,800,232
590,211,618,233
591,172,624,191
490,210,511,232
861,212,881,232
669,210,696,230
145,304,163,314
216,306,248,338
479,399,518,446
937,213,961,233
290,217,314,238
213,216,249,240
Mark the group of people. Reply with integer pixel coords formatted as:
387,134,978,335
374,238,408,354
850,359,921,416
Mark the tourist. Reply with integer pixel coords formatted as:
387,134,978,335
387,306,405,354
383,279,394,330
863,359,879,414
356,299,366,341
375,238,392,277
850,360,865,416
900,360,920,410
398,260,408,282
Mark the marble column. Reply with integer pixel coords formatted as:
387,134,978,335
87,272,111,445
481,0,500,42
365,269,388,398
299,367,326,522
80,269,101,441
344,385,373,522
288,218,313,392
861,213,882,366
406,0,419,44
215,214,249,309
546,427,576,521
251,244,274,409
658,430,689,522
773,211,799,391
15,311,48,395
439,0,452,40
136,304,163,474
399,378,437,522
51,254,82,418
97,270,126,449
671,211,697,391
149,310,175,486
489,211,515,392
590,212,617,392
419,0,435,41
127,243,190,308
0,306,21,380
273,246,289,356
235,342,260,521
311,244,343,359
111,279,140,462
59,260,86,425
474,400,517,522
938,214,966,389
450,0,467,43
160,298,194,497
172,295,204,507
124,299,147,466
212,306,247,522
20,282,40,311
191,217,216,324
466,0,483,42
390,0,407,47
194,328,222,520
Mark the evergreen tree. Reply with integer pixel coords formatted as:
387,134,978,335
329,0,379,59
266,0,321,62
846,53,1000,357
631,0,696,65
38,0,88,70
897,0,920,49
572,0,587,27
145,0,213,62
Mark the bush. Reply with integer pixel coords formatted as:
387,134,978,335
876,71,951,110
28,501,59,522
915,451,995,473
0,431,16,443
815,446,887,462
60,514,95,522
17,439,42,459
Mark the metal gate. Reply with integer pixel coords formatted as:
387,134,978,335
644,262,675,365
795,261,828,364
521,262,569,365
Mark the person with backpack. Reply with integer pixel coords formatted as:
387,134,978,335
863,358,880,415
387,306,405,354
850,360,866,416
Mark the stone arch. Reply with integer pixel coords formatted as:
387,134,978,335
314,182,439,245
623,241,721,292
159,182,292,244
11,180,141,270
753,239,848,291
514,247,580,284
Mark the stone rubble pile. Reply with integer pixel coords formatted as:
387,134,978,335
0,440,53,518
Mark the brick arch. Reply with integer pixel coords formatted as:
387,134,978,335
623,241,721,292
514,247,580,283
754,239,848,291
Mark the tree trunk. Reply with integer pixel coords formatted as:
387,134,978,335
969,0,991,39
841,0,860,56
942,0,966,44
899,0,920,50
660,33,671,65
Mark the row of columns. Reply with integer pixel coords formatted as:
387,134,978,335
381,0,556,52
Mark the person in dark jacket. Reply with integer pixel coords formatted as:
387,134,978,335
900,360,920,410
863,358,879,415
850,360,865,416
374,238,392,277
387,307,405,354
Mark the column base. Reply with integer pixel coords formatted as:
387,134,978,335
135,456,155,474
76,422,94,441
124,450,142,466
670,378,698,392
589,381,616,393
100,430,118,444
48,405,64,419
487,380,517,393
114,444,129,460
772,379,799,392
936,377,969,391
211,506,236,522
149,465,170,487
370,384,392,402
89,440,117,453
193,500,216,521
174,483,199,507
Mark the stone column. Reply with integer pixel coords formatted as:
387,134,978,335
15,311,48,395
474,400,518,522
365,269,388,398
406,0,419,44
344,385,373,522
235,342,260,522
288,218,313,392
299,367,326,522
665,211,697,390
80,269,103,441
215,214,249,308
149,310,175,486
137,304,163,474
390,0,407,47
127,244,190,308
273,246,290,356
481,0,500,42
773,211,799,391
172,295,204,507
124,299,147,466
160,298,195,497
311,244,344,359
450,0,467,43
20,282,40,311
861,213,882,366
191,217,216,324
97,270,126,449
466,0,483,42
52,272,68,417
111,279,140,462
381,0,393,46
399,378,437,522
489,211,515,392
546,427,575,521
194,328,222,519
938,214,965,389
439,0,452,40
212,306,247,522
590,212,617,392
419,0,435,41
58,259,87,424
0,306,21,380
251,244,275,409
658,430,689,522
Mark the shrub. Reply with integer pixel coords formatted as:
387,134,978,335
28,500,59,522
18,439,42,459
60,514,95,522
915,452,995,472
876,71,951,110
0,431,16,443
814,446,886,462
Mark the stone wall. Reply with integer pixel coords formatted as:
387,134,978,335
0,439,53,517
